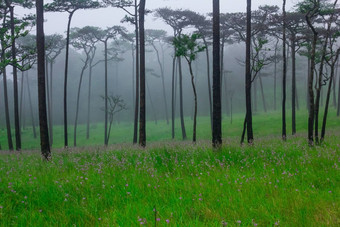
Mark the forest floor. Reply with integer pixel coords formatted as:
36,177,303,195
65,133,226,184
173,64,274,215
0,110,339,226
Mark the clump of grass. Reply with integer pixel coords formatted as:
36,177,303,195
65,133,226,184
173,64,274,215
0,134,339,226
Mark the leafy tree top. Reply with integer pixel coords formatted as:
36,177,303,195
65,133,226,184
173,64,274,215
45,0,102,13
155,8,193,35
173,33,206,63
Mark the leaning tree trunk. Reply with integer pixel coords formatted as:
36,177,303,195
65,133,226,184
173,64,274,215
139,0,146,147
10,6,21,150
321,58,337,142
36,0,51,160
178,57,187,140
74,52,90,147
152,43,168,124
259,75,267,113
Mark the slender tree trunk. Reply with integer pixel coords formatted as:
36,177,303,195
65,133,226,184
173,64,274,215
178,57,187,140
10,6,21,150
26,72,37,139
36,0,51,160
337,69,340,116
146,78,157,124
188,62,197,143
282,0,287,141
321,59,337,142
291,36,296,135
45,59,52,145
20,69,24,131
63,11,75,148
171,54,176,139
74,53,89,147
152,43,168,124
49,61,54,144
104,41,108,146
259,75,267,112
253,78,257,112
307,56,311,111
139,0,146,147
203,38,213,130
133,0,140,144
131,44,135,122
333,59,338,108
221,38,228,116
86,61,93,140
2,68,13,150
245,0,253,144
274,40,279,111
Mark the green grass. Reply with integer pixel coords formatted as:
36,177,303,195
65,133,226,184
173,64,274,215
1,109,339,150
0,135,339,226
0,110,339,225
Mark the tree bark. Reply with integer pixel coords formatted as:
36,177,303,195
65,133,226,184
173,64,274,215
203,38,213,130
36,0,51,160
282,0,287,141
133,0,140,144
291,36,296,135
26,72,37,139
139,0,146,147
188,62,197,143
178,57,187,140
245,0,253,144
63,11,75,148
2,68,13,150
10,6,21,150
152,42,168,124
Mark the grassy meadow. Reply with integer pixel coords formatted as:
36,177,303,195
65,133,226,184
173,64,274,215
0,110,339,226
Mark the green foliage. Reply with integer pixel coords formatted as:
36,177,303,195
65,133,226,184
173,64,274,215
173,33,206,63
45,0,102,13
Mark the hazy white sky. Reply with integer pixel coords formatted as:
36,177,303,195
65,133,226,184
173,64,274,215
18,0,299,35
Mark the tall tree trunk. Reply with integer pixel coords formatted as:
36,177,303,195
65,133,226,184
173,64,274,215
146,78,157,124
291,36,296,135
212,0,222,147
188,62,197,143
104,41,108,146
274,39,279,111
20,69,24,131
26,72,37,139
259,75,267,113
139,0,146,147
49,61,54,144
86,60,93,140
45,59,52,145
2,68,13,150
10,6,21,150
321,56,338,142
152,43,168,124
245,0,253,144
282,0,287,141
36,0,51,160
74,54,89,147
333,59,338,108
337,69,340,116
133,0,140,144
63,11,75,148
253,78,257,112
306,17,317,146
171,54,176,139
203,38,213,130
178,57,187,140
307,56,311,111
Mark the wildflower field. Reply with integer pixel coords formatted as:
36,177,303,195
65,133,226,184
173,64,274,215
0,110,339,226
